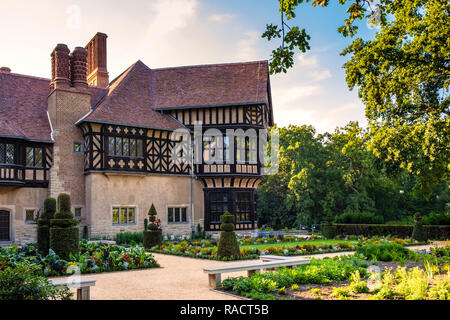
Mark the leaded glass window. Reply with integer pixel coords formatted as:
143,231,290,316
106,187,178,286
25,147,43,167
0,143,15,164
108,137,144,158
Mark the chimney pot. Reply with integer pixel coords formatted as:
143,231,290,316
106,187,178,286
85,32,109,87
70,47,88,89
51,43,71,89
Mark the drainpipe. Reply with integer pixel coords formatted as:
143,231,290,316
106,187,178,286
190,139,195,235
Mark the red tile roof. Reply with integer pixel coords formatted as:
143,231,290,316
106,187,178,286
82,61,184,130
0,72,108,142
1,59,272,141
150,60,269,109
0,72,52,142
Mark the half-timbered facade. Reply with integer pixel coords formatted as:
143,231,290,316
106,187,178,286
0,32,274,243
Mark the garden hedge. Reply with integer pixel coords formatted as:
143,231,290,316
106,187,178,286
49,193,79,260
333,224,450,239
49,226,79,260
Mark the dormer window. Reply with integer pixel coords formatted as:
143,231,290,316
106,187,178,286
0,143,15,164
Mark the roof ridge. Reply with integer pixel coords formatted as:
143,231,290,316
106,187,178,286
151,60,268,72
1,72,50,82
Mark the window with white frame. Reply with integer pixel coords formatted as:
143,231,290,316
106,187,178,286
167,207,188,223
112,207,136,225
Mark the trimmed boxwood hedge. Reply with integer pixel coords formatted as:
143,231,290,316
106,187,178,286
333,223,449,239
49,226,79,260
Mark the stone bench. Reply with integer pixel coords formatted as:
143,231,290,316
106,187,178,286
51,278,96,300
203,257,310,288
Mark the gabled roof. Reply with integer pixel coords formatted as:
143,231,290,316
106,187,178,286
0,72,108,142
1,59,273,142
81,61,184,130
150,60,269,110
0,72,52,142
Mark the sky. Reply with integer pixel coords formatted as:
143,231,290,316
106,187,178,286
0,0,378,134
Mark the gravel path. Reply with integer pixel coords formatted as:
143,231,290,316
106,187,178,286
49,243,441,300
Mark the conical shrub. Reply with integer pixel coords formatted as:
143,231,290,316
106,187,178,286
143,204,162,249
217,211,240,259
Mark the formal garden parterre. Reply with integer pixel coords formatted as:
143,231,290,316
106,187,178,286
218,244,450,300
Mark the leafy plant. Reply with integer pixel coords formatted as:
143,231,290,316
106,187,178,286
0,261,72,300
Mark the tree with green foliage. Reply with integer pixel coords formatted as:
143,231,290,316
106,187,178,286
257,123,449,228
263,0,449,197
263,0,387,74
49,193,79,260
217,211,241,259
342,0,449,197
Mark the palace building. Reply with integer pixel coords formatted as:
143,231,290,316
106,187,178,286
0,32,274,244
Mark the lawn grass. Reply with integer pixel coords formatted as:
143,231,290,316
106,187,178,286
240,239,358,250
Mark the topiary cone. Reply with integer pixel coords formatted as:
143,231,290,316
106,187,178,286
217,211,240,258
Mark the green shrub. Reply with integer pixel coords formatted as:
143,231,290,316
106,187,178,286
49,193,79,260
335,211,384,224
412,213,428,242
143,204,162,249
37,197,57,256
57,193,71,212
49,227,79,261
143,231,162,248
348,270,369,294
114,232,143,245
356,243,414,262
37,225,50,256
422,212,450,226
217,211,240,258
0,261,72,300
333,223,449,239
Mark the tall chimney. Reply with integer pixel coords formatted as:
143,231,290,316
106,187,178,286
85,32,109,88
70,47,88,89
51,44,71,89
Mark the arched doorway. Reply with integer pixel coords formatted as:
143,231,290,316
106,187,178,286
0,210,10,241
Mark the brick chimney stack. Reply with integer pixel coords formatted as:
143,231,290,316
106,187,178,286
51,44,71,89
70,47,88,89
85,32,109,88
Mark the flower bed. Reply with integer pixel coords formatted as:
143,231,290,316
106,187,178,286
0,239,159,277
149,236,425,261
220,246,450,300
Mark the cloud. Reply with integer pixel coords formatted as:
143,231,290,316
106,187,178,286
235,31,260,61
296,54,319,68
208,13,235,22
310,69,332,82
146,0,198,38
273,85,324,110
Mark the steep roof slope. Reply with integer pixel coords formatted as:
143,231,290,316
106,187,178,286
0,72,52,142
151,60,269,109
82,61,184,130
